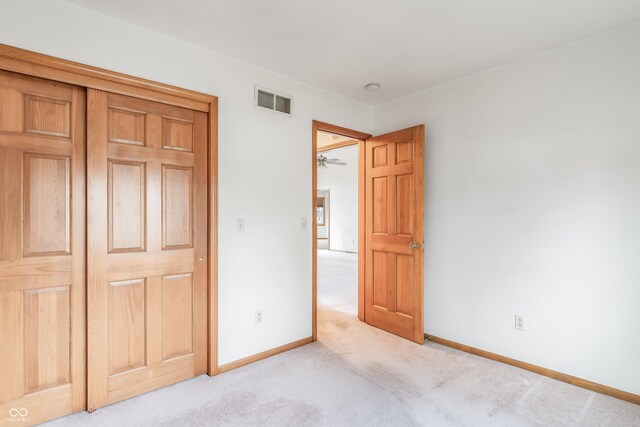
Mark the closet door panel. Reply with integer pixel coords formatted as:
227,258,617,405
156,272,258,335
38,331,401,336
87,90,207,410
0,69,86,425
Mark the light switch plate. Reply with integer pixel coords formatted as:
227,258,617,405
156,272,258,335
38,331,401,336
236,218,245,233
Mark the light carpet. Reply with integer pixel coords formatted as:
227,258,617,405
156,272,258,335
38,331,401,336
44,251,639,426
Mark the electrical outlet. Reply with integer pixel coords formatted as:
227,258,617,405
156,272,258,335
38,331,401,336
236,218,245,233
255,309,264,324
515,314,525,331
300,217,307,231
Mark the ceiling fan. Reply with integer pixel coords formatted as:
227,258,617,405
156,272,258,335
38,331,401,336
317,154,347,168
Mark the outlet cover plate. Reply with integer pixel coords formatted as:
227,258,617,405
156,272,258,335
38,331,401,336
515,314,525,331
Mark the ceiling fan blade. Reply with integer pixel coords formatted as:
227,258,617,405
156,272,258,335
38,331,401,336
326,161,347,165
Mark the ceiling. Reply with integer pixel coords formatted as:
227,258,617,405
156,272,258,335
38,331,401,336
317,131,356,149
64,0,640,105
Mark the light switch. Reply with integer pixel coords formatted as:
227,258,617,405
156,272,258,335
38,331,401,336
236,218,245,233
300,217,307,231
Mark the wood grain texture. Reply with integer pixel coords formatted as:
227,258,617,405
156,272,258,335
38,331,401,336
163,117,193,152
365,125,425,344
207,99,219,376
87,88,110,412
24,286,71,393
108,107,145,145
107,160,146,253
0,70,86,424
357,140,366,322
193,112,209,375
162,165,193,249
70,86,87,412
163,274,193,360
22,154,71,256
0,44,215,112
0,384,73,426
0,45,217,423
24,94,71,137
108,279,146,375
426,334,640,405
0,147,23,263
87,90,208,411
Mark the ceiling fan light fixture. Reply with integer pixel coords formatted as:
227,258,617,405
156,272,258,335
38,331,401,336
317,154,347,168
364,82,381,91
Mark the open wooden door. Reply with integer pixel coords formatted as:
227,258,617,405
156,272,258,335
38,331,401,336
365,125,424,344
0,70,86,424
87,90,208,410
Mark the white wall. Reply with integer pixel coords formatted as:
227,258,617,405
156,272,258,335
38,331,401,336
318,145,359,252
372,23,640,395
0,0,371,365
2,0,638,396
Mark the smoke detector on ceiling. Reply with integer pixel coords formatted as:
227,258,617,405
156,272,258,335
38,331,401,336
364,83,381,91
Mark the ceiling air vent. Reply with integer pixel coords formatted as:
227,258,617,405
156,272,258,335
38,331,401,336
255,86,292,115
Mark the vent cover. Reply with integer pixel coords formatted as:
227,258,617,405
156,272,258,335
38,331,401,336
255,86,292,115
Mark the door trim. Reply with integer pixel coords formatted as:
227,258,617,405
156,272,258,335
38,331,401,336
312,120,371,340
0,43,219,382
0,44,212,112
208,99,219,375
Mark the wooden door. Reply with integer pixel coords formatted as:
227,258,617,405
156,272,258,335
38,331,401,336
87,90,208,410
0,70,86,425
365,125,425,343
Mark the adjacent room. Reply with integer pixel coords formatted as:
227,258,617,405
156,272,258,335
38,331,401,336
0,1,639,426
316,130,360,315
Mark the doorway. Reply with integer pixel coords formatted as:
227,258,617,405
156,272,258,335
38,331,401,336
315,128,364,322
312,120,426,344
312,122,369,340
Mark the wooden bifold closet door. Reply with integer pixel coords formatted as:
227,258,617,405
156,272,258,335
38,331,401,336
0,70,86,425
86,89,208,410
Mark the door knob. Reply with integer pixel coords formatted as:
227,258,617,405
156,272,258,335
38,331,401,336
409,241,424,250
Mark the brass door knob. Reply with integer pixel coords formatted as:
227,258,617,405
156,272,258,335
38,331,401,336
409,242,424,250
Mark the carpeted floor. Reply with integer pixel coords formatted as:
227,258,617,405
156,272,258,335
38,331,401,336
317,249,358,315
44,250,640,427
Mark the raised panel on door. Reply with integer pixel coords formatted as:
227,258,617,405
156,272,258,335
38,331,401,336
365,126,424,344
162,273,194,360
0,69,86,425
108,107,146,146
395,173,414,236
108,160,146,253
371,251,388,309
23,154,71,257
23,286,71,394
372,177,388,234
395,254,414,317
24,95,71,138
88,90,207,411
108,279,146,375
162,165,193,249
